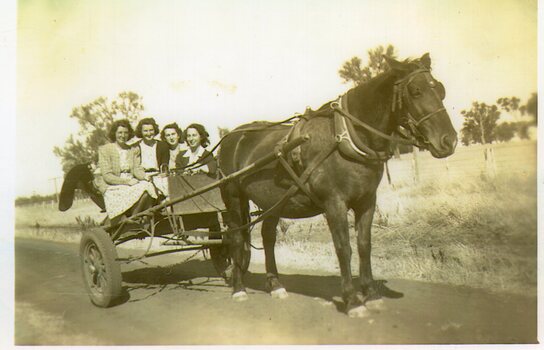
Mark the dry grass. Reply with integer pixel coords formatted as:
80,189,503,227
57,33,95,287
15,199,105,229
273,173,537,296
15,173,537,296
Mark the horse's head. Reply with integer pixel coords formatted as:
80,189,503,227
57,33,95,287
385,53,457,158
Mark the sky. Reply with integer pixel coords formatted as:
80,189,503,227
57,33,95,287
14,0,538,197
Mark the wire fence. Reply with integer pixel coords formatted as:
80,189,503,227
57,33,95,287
385,140,536,187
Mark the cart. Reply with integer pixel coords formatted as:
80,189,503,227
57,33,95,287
79,136,308,307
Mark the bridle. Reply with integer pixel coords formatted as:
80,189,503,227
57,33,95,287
331,65,447,160
392,67,446,145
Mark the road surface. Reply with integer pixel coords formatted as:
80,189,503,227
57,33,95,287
15,237,537,345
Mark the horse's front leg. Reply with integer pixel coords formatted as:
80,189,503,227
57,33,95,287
354,194,381,302
324,199,367,317
261,216,288,299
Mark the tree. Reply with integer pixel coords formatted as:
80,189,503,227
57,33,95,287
494,122,516,142
515,121,531,139
460,102,501,145
338,44,397,86
54,91,144,173
524,93,537,125
496,96,521,114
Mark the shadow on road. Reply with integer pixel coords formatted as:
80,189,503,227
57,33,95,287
120,259,404,309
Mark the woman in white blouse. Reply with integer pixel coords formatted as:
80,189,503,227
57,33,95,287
133,117,170,177
175,123,217,178
133,117,170,197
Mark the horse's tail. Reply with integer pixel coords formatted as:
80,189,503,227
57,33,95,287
59,164,104,212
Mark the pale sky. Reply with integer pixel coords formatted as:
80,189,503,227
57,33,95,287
15,0,537,197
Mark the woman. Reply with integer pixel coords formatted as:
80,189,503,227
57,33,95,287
173,123,221,244
133,117,170,176
175,123,217,178
94,119,157,222
133,117,170,197
160,122,187,172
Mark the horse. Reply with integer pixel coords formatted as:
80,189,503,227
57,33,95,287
218,53,457,317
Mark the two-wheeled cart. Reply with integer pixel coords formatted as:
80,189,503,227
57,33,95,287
79,136,308,307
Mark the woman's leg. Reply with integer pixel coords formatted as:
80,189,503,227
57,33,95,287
129,192,155,216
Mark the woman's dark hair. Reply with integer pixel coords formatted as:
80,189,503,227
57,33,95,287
135,117,160,138
184,123,210,147
108,119,134,142
160,122,184,142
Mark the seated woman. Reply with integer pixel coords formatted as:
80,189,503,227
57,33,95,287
175,123,217,178
174,123,221,238
95,119,158,223
160,122,188,173
133,117,170,175
133,117,170,197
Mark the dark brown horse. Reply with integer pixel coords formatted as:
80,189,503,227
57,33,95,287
218,53,457,317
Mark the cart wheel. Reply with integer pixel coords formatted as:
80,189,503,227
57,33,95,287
80,228,122,307
210,240,251,282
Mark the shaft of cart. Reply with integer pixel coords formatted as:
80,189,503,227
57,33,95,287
103,134,310,231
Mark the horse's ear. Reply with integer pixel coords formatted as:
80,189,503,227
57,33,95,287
420,53,431,69
383,55,407,74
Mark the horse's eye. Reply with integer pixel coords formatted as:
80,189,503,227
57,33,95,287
428,80,436,88
410,88,422,98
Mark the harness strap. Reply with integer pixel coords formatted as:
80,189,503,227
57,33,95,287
205,143,336,236
278,156,323,208
333,101,416,145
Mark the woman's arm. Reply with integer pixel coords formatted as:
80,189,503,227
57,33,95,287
99,145,131,185
175,150,189,171
131,146,147,180
175,150,217,176
157,141,170,172
199,151,217,177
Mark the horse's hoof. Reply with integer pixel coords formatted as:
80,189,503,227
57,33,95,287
271,288,289,299
232,291,249,302
348,305,370,318
365,298,386,310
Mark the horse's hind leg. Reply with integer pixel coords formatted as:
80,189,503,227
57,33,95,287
221,182,250,301
262,216,288,299
324,199,366,317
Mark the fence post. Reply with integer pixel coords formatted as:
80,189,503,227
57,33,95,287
484,145,496,178
412,148,420,184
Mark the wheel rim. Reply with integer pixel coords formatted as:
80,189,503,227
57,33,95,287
83,242,108,296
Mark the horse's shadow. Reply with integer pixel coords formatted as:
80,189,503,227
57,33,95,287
119,260,403,309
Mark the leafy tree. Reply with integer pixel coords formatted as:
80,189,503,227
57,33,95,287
54,91,144,173
460,102,501,145
496,96,521,114
338,44,397,86
494,122,516,142
514,121,531,139
524,93,537,125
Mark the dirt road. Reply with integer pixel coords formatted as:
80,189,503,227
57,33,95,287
15,237,536,345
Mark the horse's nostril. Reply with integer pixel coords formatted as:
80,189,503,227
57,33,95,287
441,134,455,149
